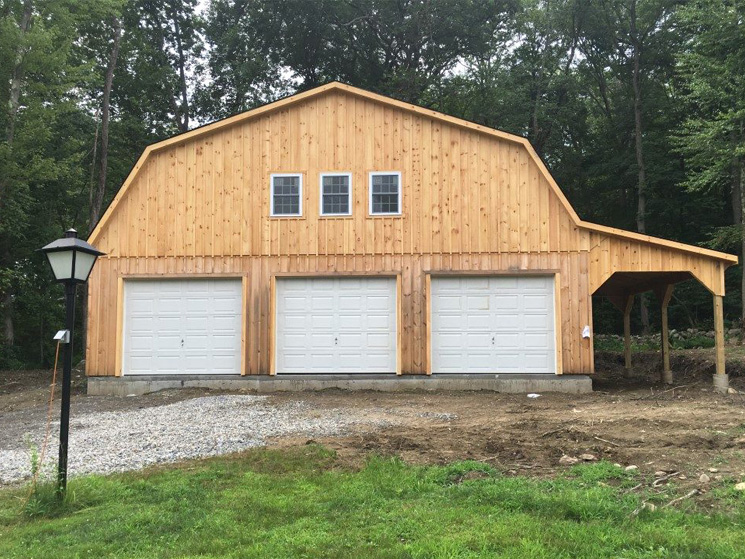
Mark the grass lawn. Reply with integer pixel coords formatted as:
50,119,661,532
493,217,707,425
1,446,744,559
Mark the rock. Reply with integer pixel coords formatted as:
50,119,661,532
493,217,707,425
579,453,597,461
728,387,740,394
679,474,687,480
559,455,579,465
654,470,667,477
734,482,745,491
625,465,638,472
699,474,710,483
735,437,745,445
708,468,719,473
614,463,622,468
642,502,657,512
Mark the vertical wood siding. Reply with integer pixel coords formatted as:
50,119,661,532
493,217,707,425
86,88,728,377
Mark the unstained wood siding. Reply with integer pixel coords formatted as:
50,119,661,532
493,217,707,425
86,85,733,377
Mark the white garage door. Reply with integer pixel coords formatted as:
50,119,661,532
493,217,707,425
123,279,242,375
431,276,556,374
275,277,397,373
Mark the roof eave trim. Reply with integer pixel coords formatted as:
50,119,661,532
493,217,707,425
582,221,739,264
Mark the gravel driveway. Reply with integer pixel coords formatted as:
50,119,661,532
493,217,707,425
0,394,400,484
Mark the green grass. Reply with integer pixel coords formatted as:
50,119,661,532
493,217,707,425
1,446,744,558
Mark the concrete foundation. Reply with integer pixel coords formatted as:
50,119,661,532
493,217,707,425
712,373,729,394
87,374,593,397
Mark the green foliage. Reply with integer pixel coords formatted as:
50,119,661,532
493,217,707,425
1,448,744,558
2,0,745,367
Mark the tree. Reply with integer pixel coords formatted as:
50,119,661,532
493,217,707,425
675,0,745,326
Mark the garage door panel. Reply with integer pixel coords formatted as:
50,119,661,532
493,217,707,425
128,335,153,351
338,295,363,310
524,294,550,310
466,295,490,311
524,314,552,329
435,332,463,348
523,355,551,372
495,314,521,330
311,314,335,330
494,333,520,347
123,279,242,375
466,354,493,372
431,276,556,374
280,313,308,329
154,354,181,372
493,295,519,310
158,297,185,313
311,333,335,346
312,296,335,311
465,332,492,348
275,277,397,373
466,314,491,330
282,296,308,312
434,313,467,331
156,334,182,350
282,333,308,349
524,333,552,348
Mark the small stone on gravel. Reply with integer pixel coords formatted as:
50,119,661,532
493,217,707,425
625,465,638,472
699,474,710,483
559,455,579,465
734,482,745,491
579,453,597,461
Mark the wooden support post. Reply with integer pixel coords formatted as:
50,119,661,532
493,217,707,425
713,294,728,393
623,294,634,378
657,284,674,384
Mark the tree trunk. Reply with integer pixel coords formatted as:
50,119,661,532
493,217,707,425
740,147,745,329
89,17,121,231
630,3,650,333
5,0,33,145
87,109,101,230
0,0,33,348
171,6,190,133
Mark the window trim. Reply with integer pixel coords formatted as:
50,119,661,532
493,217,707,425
368,171,402,216
319,172,353,216
270,173,303,217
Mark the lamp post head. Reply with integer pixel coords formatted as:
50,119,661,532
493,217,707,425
40,229,106,283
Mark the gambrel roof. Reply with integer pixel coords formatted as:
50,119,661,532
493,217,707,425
89,82,736,270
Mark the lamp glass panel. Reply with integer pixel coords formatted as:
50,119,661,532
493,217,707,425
46,251,74,281
73,251,97,281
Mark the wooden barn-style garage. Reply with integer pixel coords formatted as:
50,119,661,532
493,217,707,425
86,82,738,392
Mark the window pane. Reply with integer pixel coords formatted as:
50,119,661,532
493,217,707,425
273,176,301,215
322,175,350,214
371,174,399,213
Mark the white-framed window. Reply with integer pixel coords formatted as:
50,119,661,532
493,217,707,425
270,173,303,216
369,172,402,215
319,173,352,216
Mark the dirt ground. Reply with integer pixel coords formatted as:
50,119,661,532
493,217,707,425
2,349,745,493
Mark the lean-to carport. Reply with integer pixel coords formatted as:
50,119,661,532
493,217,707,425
586,223,738,392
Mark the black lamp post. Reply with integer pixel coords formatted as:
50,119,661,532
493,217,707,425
40,228,104,497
